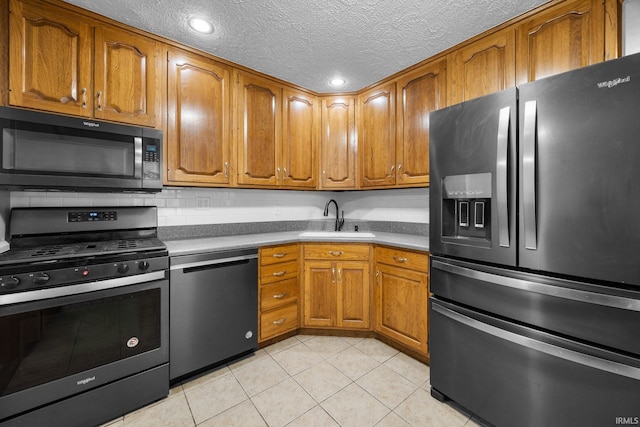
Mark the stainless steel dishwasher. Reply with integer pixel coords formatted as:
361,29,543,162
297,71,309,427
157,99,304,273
169,248,258,381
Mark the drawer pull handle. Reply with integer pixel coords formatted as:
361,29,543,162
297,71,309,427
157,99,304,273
329,251,344,256
272,318,287,325
272,253,287,258
393,256,408,263
273,292,288,299
273,271,286,277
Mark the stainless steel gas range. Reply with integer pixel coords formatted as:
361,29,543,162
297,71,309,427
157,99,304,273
0,207,169,427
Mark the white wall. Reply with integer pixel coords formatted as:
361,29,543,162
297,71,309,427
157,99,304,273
9,187,429,226
623,0,640,55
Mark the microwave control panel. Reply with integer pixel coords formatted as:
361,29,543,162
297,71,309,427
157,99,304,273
143,143,160,180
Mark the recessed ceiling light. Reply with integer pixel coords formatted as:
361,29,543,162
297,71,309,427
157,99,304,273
188,17,214,34
329,78,346,87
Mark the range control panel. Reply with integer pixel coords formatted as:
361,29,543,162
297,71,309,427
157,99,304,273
68,211,118,222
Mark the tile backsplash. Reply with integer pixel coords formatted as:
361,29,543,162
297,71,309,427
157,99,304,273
8,187,429,227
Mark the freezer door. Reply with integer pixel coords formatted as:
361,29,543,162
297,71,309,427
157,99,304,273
431,255,640,356
430,298,640,427
518,52,640,285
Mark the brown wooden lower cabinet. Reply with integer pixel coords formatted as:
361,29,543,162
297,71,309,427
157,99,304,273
258,244,300,343
302,244,370,330
375,246,429,356
258,242,429,359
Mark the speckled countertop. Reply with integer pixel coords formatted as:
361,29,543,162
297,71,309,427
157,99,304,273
161,220,429,257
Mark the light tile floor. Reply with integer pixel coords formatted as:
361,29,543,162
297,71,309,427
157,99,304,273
103,336,480,427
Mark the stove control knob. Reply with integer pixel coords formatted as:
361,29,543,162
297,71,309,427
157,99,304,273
138,261,150,271
33,273,50,285
2,276,20,290
117,263,130,274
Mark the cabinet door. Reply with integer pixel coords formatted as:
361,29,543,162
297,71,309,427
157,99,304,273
376,263,428,354
9,0,92,116
395,60,446,187
303,261,335,327
516,0,605,84
337,261,370,329
236,73,281,186
282,89,318,188
320,96,357,189
449,28,516,104
359,83,396,188
166,49,231,185
94,25,160,127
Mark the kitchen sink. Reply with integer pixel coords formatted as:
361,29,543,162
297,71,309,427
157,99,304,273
299,231,376,238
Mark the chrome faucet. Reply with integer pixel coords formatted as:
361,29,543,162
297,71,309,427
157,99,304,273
323,199,345,231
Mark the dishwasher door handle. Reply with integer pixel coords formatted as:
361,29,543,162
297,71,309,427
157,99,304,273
171,254,258,271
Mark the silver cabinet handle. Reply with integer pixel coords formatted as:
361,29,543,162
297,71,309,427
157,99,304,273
523,100,537,250
329,251,344,256
497,106,511,248
272,271,286,277
272,318,287,325
393,256,408,263
277,167,281,180
272,292,288,299
337,268,341,283
272,253,286,258
391,165,395,175
224,161,229,178
97,91,103,111
432,302,640,381
332,267,336,283
81,87,87,108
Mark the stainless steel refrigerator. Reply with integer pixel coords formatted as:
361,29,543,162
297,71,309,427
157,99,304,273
429,52,640,427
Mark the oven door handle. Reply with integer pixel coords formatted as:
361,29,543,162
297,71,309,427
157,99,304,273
0,271,165,306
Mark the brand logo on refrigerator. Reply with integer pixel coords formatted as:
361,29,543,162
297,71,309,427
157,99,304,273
597,76,630,89
76,376,96,386
82,121,100,128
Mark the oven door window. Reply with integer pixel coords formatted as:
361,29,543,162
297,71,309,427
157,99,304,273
0,288,161,397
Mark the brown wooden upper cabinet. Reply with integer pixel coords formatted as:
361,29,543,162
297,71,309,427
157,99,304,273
9,0,160,127
358,83,396,188
448,28,516,104
395,60,446,187
166,48,232,186
281,88,318,188
236,72,317,188
320,96,357,189
516,0,606,85
358,61,444,189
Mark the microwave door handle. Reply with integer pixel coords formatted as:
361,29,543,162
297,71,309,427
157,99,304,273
134,137,142,178
523,100,537,250
496,106,510,248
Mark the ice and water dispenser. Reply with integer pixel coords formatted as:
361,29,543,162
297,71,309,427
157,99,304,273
441,172,492,246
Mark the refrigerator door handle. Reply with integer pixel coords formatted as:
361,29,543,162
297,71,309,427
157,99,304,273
432,259,640,312
496,106,510,247
523,100,538,250
432,302,640,381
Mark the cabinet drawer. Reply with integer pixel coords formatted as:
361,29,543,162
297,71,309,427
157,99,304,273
261,244,299,265
376,246,429,272
260,261,298,284
260,304,298,340
304,244,370,260
261,278,299,311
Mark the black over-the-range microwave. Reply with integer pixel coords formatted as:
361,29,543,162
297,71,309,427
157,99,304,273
0,106,162,192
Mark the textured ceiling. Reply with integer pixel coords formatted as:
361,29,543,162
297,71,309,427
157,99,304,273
62,0,549,93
